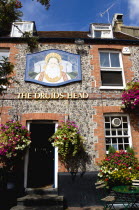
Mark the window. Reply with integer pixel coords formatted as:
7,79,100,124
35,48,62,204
99,51,124,88
10,22,34,37
0,49,9,62
0,49,10,89
104,115,131,152
90,24,113,39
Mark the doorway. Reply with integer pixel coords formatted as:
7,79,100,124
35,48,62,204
27,121,56,188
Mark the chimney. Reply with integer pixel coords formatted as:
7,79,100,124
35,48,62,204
112,13,123,32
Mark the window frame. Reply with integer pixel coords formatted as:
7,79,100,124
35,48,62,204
104,114,132,153
0,48,10,89
91,24,113,39
99,51,125,89
10,22,34,37
0,48,10,62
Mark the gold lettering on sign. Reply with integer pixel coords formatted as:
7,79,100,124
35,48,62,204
45,93,50,99
40,93,45,99
34,93,40,99
53,93,59,99
73,93,78,99
17,92,89,99
67,92,73,98
83,93,89,98
59,93,64,99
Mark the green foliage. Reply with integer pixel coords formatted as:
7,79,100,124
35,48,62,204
22,32,39,52
0,0,22,35
49,120,85,162
35,0,50,9
0,57,14,94
0,120,31,169
108,146,116,154
98,151,139,187
126,146,135,156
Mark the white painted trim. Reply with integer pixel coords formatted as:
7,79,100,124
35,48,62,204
54,123,58,188
99,51,125,88
24,122,30,188
99,86,124,90
104,114,132,152
24,121,58,189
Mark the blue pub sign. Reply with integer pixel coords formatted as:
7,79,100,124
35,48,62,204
25,49,81,86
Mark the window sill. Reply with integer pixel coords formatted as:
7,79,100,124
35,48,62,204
99,86,124,90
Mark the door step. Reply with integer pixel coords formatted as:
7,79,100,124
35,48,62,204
25,187,58,195
10,188,64,210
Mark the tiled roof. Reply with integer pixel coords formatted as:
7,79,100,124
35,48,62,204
37,31,139,40
113,31,139,40
37,31,89,38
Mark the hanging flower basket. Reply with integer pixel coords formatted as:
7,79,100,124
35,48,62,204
49,120,86,171
0,120,31,170
121,80,139,112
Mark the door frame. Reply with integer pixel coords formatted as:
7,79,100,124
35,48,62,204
24,120,58,189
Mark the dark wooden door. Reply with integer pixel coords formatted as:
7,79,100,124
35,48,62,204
27,123,55,188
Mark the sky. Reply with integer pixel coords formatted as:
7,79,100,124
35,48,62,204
20,0,139,31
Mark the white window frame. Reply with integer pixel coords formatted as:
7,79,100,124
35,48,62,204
0,48,10,62
10,22,34,37
99,51,125,89
0,48,10,89
104,114,132,153
24,121,58,189
91,25,113,39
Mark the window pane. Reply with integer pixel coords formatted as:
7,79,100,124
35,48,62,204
119,144,123,150
124,138,129,143
112,144,118,150
0,49,9,61
112,138,117,143
123,123,128,128
106,138,111,143
105,117,110,122
125,144,129,150
123,130,128,135
100,52,110,67
106,130,110,136
101,71,123,86
122,117,127,122
118,138,123,143
112,130,116,135
94,31,101,38
118,130,122,135
110,53,120,67
105,123,110,128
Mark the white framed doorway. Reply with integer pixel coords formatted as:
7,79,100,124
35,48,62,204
24,120,58,189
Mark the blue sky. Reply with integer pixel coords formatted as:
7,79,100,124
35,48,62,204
20,0,139,31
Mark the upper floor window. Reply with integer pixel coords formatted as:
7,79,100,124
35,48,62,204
89,24,113,39
10,22,34,37
99,51,124,88
0,49,10,62
104,115,131,153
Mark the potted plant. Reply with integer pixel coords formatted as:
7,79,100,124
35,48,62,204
98,150,139,188
49,120,86,172
121,80,139,112
0,120,31,191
